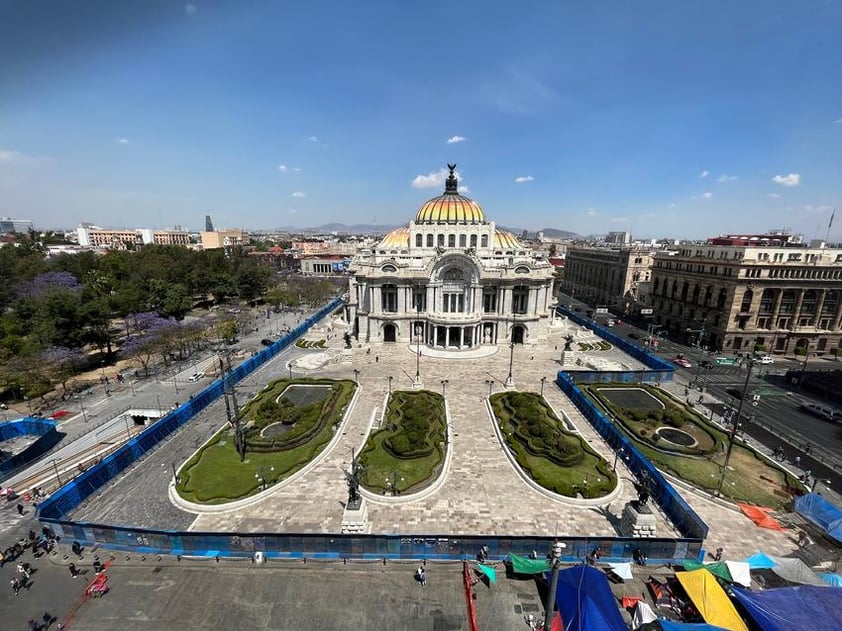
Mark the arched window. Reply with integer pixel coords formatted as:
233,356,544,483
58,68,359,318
437,234,444,247
448,234,456,248
459,234,466,248
426,234,434,247
759,289,775,314
481,234,488,248
740,289,753,312
415,234,423,247
470,234,477,248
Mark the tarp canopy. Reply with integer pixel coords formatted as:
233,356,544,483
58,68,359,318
674,570,749,631
607,562,634,580
794,493,842,543
744,552,776,569
737,503,786,531
767,556,826,587
632,601,658,630
682,560,732,583
552,565,627,631
818,572,842,587
724,561,751,588
659,622,732,631
509,553,550,575
732,585,842,631
476,563,496,584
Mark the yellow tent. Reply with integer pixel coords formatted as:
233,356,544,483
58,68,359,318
675,569,748,631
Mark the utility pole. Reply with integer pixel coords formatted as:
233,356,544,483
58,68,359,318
717,360,755,496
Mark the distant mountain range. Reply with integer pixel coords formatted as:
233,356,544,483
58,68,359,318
275,223,580,239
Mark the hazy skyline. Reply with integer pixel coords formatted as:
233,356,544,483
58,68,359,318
1,1,841,240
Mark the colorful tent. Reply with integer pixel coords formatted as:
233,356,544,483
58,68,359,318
766,556,826,587
744,552,776,569
552,565,627,631
819,572,842,587
737,504,786,531
724,562,751,588
659,622,732,631
509,553,550,575
607,562,634,580
682,560,732,582
674,569,749,631
732,585,842,631
631,601,658,629
794,493,842,544
476,563,496,584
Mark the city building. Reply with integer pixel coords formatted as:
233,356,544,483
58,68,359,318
200,229,246,250
562,246,656,315
0,217,34,233
346,165,556,347
205,214,215,232
76,226,191,250
605,231,631,245
650,238,842,355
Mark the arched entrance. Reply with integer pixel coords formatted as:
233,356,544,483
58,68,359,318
512,325,525,344
383,324,396,343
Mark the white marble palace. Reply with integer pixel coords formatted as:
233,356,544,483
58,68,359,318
346,165,556,349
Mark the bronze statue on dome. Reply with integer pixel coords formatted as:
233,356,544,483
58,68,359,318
447,163,456,175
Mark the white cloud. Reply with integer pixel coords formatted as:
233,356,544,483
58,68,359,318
458,185,470,194
834,118,842,124
291,191,306,198
772,173,800,187
717,174,738,182
699,170,709,179
514,175,535,183
185,3,197,16
308,136,318,143
610,216,630,223
803,204,833,213
411,167,461,189
702,192,713,199
446,135,466,144
116,137,129,145
767,193,781,199
277,164,288,173
586,208,598,216
0,148,52,166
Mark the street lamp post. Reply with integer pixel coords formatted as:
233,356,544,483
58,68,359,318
543,541,566,631
51,459,62,486
173,376,180,395
485,379,494,397
797,341,811,385
506,324,515,387
123,415,132,441
414,310,423,386
156,394,163,417
686,324,708,389
540,376,547,397
388,375,393,394
613,447,626,472
353,369,360,384
716,360,755,496
441,379,448,397
288,364,293,381
386,471,404,496
76,396,88,423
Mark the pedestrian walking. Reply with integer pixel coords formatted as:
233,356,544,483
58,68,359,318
69,562,78,578
795,455,802,469
714,547,723,561
10,576,21,595
42,611,54,626
17,502,24,516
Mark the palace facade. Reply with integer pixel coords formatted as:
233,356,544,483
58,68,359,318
346,166,556,348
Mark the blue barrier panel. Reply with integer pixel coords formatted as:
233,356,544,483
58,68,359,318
36,298,343,521
0,417,62,478
39,518,703,563
554,372,708,540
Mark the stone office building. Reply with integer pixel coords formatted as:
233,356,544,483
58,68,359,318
650,239,842,355
346,166,556,348
562,246,655,315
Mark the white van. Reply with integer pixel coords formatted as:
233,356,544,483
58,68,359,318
800,402,842,422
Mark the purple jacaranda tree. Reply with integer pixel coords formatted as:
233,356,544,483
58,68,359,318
19,271,82,298
121,311,176,376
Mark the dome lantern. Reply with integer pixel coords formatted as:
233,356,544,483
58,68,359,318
414,163,487,225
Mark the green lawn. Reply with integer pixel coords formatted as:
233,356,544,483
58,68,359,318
491,391,616,498
358,390,445,495
175,378,354,504
584,383,799,507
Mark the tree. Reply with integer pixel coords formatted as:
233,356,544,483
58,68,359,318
39,346,87,396
120,312,173,376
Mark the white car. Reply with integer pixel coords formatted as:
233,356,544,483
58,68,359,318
188,372,205,382
753,355,774,365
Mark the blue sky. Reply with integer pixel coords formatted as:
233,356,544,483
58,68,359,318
1,0,841,240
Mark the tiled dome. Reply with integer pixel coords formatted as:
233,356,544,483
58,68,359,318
414,164,487,225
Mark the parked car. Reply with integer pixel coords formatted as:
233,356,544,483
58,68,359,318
752,355,774,365
260,338,274,346
188,372,205,382
800,401,842,422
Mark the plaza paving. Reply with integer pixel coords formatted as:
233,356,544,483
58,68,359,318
69,314,799,560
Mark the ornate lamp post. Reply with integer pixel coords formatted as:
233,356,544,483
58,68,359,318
506,322,515,388
717,360,755,496
485,379,494,397
414,305,423,386
613,447,626,472
388,375,393,394
540,376,547,397
543,541,567,631
440,379,449,397
353,369,360,384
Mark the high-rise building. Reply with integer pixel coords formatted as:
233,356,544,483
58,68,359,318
0,217,34,233
205,214,214,232
347,165,556,347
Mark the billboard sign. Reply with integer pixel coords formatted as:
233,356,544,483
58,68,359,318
640,308,654,315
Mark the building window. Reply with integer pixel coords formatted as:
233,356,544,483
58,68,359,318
443,293,464,313
437,234,445,247
481,235,488,248
483,289,497,313
412,290,426,312
459,234,466,248
470,235,477,248
756,316,770,329
740,289,753,313
448,234,456,248
512,285,529,314
759,289,775,314
415,234,423,247
779,289,796,314
381,284,398,313
427,234,434,247
776,316,790,329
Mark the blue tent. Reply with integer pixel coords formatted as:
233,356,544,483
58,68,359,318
660,622,731,631
744,552,777,569
794,493,842,544
819,572,842,587
551,565,627,631
732,585,842,631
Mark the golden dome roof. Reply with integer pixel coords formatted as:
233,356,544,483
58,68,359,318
414,164,487,225
493,230,521,249
378,226,409,249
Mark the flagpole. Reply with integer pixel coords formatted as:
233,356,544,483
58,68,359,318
825,209,835,245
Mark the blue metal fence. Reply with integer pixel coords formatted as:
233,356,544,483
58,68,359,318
0,417,60,477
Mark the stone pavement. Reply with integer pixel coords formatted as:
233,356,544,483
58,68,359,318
186,316,800,560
